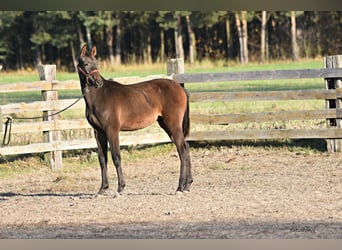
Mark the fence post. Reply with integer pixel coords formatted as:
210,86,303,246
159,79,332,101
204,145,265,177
167,58,184,87
324,55,342,152
38,64,63,170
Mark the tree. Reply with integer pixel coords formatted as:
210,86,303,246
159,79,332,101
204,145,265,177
45,12,77,70
156,11,188,60
0,11,22,68
235,11,249,64
174,12,184,59
190,11,225,61
260,11,268,63
0,11,341,70
254,11,271,63
224,12,232,61
29,12,53,66
290,11,299,61
114,13,122,65
99,11,116,65
185,14,196,64
126,11,156,64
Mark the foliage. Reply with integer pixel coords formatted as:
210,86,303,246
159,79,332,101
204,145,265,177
0,11,341,70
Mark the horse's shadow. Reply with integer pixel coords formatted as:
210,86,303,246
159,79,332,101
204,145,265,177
0,191,176,200
0,192,94,199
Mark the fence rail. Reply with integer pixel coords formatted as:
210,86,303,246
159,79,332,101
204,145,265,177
173,68,342,83
1,55,342,169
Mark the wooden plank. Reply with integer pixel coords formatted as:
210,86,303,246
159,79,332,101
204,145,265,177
191,109,340,125
0,81,53,93
1,101,55,115
7,107,340,135
0,132,171,155
6,119,91,134
188,128,342,141
2,127,342,156
51,80,80,90
1,68,341,94
0,142,55,155
189,89,339,103
1,98,85,115
0,76,170,94
119,132,170,145
173,68,342,83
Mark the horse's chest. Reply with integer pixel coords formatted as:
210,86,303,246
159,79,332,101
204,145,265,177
86,107,104,130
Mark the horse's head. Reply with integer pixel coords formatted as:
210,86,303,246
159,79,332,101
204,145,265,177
78,45,104,88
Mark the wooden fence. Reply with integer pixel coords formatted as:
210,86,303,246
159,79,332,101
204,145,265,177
1,55,342,170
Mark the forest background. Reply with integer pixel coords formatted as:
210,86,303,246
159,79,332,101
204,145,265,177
0,11,341,71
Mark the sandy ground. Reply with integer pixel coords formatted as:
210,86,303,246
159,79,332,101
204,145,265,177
0,143,341,238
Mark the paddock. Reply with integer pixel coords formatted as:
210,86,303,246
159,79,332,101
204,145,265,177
0,143,341,238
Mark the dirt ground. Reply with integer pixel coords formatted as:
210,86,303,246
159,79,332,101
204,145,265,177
0,142,341,239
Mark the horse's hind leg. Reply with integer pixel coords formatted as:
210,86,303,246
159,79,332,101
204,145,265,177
159,117,192,193
174,132,192,193
94,129,109,195
184,141,192,192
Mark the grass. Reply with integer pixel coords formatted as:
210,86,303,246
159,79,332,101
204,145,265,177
0,58,325,105
0,58,323,83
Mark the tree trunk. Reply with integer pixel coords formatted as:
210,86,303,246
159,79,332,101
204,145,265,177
291,11,299,61
35,45,42,67
75,16,85,46
174,14,184,59
225,13,231,61
260,11,267,63
159,29,165,62
70,41,77,71
106,25,115,65
145,31,152,64
185,15,196,64
314,12,321,55
235,12,248,64
85,26,92,49
241,11,249,64
115,17,121,65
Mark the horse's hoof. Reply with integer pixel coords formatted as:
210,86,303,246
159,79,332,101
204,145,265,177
175,191,183,196
94,193,106,199
114,192,122,198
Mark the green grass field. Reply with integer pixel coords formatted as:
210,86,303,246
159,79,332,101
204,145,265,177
0,58,325,104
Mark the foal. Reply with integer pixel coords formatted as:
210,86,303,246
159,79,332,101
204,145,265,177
77,45,192,196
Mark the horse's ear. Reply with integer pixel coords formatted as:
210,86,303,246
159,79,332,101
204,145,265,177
80,44,87,57
91,46,97,57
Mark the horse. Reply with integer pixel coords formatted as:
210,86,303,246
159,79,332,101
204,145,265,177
77,45,192,196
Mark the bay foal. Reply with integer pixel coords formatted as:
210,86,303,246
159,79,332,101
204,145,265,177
77,45,192,196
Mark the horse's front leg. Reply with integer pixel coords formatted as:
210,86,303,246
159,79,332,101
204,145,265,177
94,129,109,194
108,130,126,195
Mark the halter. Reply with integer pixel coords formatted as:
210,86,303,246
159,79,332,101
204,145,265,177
78,65,103,87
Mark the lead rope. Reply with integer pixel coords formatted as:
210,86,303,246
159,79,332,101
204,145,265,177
2,117,12,146
2,93,86,146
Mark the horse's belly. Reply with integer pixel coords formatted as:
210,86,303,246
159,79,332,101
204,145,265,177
120,113,158,131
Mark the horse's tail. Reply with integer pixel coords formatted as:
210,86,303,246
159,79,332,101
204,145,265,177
182,89,190,138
